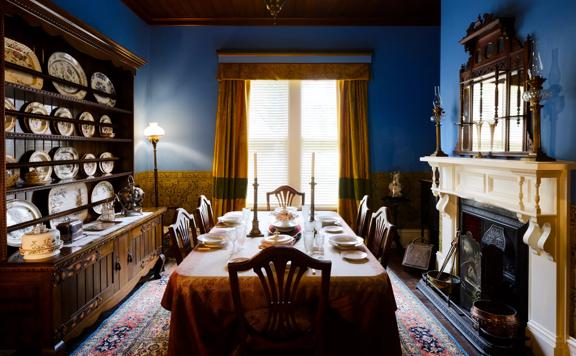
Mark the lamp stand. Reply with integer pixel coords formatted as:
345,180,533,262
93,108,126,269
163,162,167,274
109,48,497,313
248,178,263,237
309,176,316,222
150,138,160,207
430,105,447,157
523,76,554,161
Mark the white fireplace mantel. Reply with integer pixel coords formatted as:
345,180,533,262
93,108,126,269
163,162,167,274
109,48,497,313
421,155,575,356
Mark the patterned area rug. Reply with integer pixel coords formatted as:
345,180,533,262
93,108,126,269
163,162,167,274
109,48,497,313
72,266,466,355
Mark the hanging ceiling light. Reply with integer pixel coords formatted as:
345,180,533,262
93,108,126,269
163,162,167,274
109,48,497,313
265,0,287,20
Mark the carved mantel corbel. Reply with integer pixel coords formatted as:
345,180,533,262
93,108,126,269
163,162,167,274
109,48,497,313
520,215,554,260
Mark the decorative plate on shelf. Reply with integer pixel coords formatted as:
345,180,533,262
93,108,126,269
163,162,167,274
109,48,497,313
51,107,74,136
47,182,89,228
47,52,87,99
98,152,114,175
91,72,116,107
4,37,43,89
52,146,79,180
6,155,19,189
5,99,17,132
91,181,115,214
22,101,49,134
6,199,42,247
99,114,114,137
79,111,95,137
82,153,97,177
24,150,53,185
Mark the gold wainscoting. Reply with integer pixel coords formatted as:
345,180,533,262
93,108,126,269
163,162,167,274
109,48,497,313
135,171,213,224
571,203,576,336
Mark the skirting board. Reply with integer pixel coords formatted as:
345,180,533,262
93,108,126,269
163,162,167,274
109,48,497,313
527,320,561,356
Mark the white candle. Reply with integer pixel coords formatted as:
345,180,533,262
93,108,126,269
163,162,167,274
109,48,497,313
254,152,257,178
311,152,315,178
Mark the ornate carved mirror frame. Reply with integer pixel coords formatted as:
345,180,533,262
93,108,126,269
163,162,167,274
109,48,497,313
456,14,531,158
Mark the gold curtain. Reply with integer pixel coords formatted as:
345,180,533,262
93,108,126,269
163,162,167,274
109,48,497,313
212,80,250,217
337,80,370,228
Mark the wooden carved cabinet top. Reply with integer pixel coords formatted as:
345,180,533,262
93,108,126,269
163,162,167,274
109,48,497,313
455,14,531,158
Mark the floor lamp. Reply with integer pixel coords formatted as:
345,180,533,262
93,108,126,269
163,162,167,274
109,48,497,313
144,122,165,207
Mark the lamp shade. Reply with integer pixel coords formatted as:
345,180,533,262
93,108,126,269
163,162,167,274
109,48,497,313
144,122,165,138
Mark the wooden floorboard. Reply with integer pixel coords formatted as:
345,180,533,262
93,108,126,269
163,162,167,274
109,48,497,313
387,249,479,355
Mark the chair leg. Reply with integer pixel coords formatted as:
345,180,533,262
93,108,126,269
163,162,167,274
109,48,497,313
151,253,165,279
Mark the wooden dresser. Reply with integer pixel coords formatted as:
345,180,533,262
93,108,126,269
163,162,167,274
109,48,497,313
0,1,163,353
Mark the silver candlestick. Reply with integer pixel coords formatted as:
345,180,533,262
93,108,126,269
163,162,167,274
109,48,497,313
309,176,316,222
248,178,263,237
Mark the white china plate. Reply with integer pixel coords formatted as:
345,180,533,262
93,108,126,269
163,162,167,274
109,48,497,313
6,155,19,189
6,199,42,247
198,233,228,245
263,235,294,246
26,150,53,184
272,219,298,229
91,72,116,107
91,181,114,214
82,153,97,177
48,52,87,99
341,250,368,261
23,101,49,134
323,226,344,234
52,146,79,180
22,241,62,260
98,152,114,175
48,182,89,228
5,99,16,132
317,215,339,226
52,107,74,136
99,114,114,137
79,111,95,137
4,38,43,89
328,234,364,248
217,215,243,226
224,211,243,218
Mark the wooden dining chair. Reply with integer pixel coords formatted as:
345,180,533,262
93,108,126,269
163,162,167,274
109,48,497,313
366,206,396,268
266,185,305,210
355,195,372,239
196,194,215,234
168,208,198,264
228,246,331,356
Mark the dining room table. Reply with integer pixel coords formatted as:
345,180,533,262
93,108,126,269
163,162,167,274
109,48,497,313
161,210,402,356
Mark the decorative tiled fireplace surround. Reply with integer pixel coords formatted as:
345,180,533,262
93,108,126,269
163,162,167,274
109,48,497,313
136,168,576,353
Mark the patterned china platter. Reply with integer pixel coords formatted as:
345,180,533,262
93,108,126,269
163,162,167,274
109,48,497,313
5,99,17,132
52,146,79,180
51,107,74,136
98,152,114,175
79,111,95,137
99,115,114,137
6,155,19,189
48,182,89,228
6,199,42,247
82,153,97,177
91,72,116,107
91,181,114,214
47,52,87,99
22,101,49,134
25,150,53,185
4,38,43,89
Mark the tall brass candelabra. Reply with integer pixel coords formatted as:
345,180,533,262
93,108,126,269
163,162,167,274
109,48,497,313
430,87,447,157
523,75,553,161
309,177,316,222
248,178,263,237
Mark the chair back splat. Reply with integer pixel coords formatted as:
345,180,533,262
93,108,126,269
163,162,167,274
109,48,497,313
266,185,305,210
366,206,395,268
228,246,331,355
168,208,198,264
196,195,215,234
355,195,372,239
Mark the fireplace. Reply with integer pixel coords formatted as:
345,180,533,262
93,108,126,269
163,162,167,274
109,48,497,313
418,199,529,354
418,156,574,355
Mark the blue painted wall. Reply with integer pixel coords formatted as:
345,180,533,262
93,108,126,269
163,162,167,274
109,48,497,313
46,1,440,174
441,0,576,200
145,26,439,173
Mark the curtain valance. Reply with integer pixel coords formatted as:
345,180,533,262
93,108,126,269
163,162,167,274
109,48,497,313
217,63,371,81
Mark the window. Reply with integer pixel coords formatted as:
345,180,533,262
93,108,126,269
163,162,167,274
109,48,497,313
247,80,339,209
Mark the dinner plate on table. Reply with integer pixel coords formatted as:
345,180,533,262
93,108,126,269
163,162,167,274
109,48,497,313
217,215,243,226
323,225,344,234
341,250,368,261
198,233,228,246
328,234,363,249
317,215,339,226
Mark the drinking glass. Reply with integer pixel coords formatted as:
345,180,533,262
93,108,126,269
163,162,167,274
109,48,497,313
235,225,246,251
313,231,325,256
301,204,310,223
242,207,251,235
303,231,314,254
228,228,238,258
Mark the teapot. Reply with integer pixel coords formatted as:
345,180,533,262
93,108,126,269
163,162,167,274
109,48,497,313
116,175,144,216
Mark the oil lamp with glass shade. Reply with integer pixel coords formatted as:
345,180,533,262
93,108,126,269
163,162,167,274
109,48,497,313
144,122,165,207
